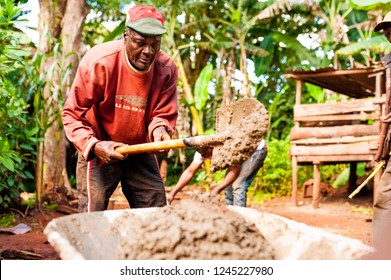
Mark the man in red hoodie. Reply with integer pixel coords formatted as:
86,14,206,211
62,5,178,212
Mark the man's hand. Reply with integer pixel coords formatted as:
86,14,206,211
93,141,127,165
152,126,171,153
167,193,175,205
153,126,170,142
210,187,221,196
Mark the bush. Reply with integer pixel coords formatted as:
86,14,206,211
0,0,38,210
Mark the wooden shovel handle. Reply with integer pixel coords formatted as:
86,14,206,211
115,135,224,155
115,139,187,155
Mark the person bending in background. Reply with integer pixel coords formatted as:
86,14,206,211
210,139,268,207
167,147,213,204
168,139,267,207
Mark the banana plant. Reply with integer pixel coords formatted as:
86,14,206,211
336,35,391,57
334,0,391,64
350,0,391,10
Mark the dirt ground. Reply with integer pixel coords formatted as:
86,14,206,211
0,185,373,260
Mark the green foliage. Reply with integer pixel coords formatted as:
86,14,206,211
0,213,16,228
306,84,325,103
161,148,225,189
350,0,391,10
261,86,295,141
157,149,196,187
247,141,364,203
0,0,68,211
332,162,366,188
336,36,391,56
164,162,184,187
83,0,131,47
333,167,350,188
103,21,126,42
21,194,36,208
43,201,57,211
194,64,213,111
0,0,37,210
297,165,314,188
320,164,348,186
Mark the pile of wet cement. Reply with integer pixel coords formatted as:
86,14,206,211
114,196,275,260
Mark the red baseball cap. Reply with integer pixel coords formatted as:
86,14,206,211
126,5,167,35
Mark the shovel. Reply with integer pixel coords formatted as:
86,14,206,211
115,98,269,172
0,223,31,235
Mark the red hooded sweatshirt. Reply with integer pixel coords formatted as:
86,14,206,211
62,39,178,160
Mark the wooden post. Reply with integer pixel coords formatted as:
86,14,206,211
313,162,321,208
292,155,298,206
292,79,302,206
295,80,302,105
348,162,357,195
294,80,302,128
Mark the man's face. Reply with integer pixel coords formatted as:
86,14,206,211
384,27,391,44
124,28,161,71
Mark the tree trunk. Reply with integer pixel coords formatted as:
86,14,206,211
222,50,235,105
37,0,89,205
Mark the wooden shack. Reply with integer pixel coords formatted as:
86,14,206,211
284,67,389,208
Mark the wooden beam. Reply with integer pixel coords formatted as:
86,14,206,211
291,135,378,145
284,68,385,79
313,163,321,208
291,142,376,156
292,156,298,206
290,124,378,140
296,154,375,163
294,99,378,117
295,113,378,122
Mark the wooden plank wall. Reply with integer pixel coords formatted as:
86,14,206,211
291,96,385,208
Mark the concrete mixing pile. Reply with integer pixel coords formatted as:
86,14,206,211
116,198,275,260
47,197,275,260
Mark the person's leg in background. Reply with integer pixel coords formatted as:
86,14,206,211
224,184,234,205
245,148,267,192
231,148,267,207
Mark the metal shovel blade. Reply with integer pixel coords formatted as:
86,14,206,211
210,98,269,172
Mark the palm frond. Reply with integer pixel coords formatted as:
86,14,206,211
244,44,269,57
336,35,391,55
273,32,318,64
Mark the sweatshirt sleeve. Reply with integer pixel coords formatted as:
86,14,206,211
61,65,103,160
148,66,178,141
